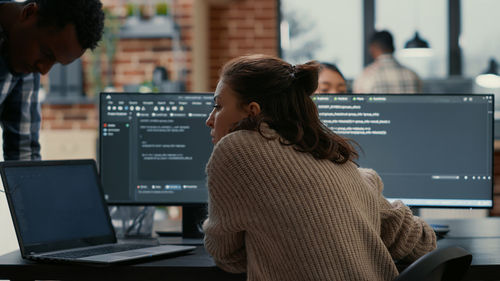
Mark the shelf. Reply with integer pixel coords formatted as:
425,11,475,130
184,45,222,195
119,16,178,39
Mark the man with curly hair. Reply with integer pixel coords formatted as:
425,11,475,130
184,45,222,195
0,0,105,160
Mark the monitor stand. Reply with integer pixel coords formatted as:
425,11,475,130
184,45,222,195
110,206,157,239
156,204,207,245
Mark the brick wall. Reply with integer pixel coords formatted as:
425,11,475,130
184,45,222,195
81,0,195,95
41,104,98,130
77,0,280,94
112,37,192,89
43,0,280,129
208,0,279,89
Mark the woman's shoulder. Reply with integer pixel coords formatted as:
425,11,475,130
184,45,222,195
217,129,258,145
208,129,279,168
216,128,276,152
221,129,262,142
357,167,384,193
214,130,262,155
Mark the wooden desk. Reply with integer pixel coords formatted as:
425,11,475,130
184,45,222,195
0,246,246,281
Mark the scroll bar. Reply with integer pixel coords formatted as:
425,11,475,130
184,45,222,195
431,175,460,180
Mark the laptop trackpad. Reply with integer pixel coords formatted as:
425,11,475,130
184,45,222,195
80,251,152,262
113,251,149,257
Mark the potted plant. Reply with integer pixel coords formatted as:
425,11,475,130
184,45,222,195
156,2,168,16
153,2,169,24
125,3,139,26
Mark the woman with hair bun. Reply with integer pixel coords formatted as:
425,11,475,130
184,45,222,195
203,54,435,281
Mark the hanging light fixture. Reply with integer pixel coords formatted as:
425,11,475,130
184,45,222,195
404,31,430,48
475,58,500,88
400,0,432,57
401,31,432,57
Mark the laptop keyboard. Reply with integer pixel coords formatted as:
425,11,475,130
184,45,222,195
41,244,151,259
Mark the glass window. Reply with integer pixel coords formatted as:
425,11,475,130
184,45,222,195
376,0,448,79
462,0,500,109
461,0,500,78
280,0,363,79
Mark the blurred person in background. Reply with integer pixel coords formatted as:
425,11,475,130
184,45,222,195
0,0,104,160
353,30,421,94
315,62,347,94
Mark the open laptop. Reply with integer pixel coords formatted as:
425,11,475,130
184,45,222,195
0,159,195,264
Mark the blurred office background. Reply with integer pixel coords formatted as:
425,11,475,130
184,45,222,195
33,0,500,154
1,0,499,254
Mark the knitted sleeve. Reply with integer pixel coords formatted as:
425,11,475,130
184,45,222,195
359,168,437,262
202,132,253,273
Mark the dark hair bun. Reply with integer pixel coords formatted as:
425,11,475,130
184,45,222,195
220,54,358,164
292,61,320,96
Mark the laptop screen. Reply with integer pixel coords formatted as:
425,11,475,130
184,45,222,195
2,161,114,250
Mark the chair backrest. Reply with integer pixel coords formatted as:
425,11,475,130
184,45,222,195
393,246,472,281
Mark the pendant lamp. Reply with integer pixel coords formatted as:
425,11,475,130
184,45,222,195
475,59,500,88
401,31,432,57
404,32,430,48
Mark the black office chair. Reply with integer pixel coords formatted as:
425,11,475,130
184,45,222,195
394,246,472,281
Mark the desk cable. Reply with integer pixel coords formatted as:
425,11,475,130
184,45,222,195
125,207,150,236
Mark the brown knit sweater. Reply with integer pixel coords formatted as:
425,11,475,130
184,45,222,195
203,128,436,281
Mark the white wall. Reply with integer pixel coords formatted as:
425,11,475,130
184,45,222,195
0,189,18,256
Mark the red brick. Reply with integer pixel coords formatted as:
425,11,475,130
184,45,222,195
152,46,172,52
50,122,76,130
123,70,146,76
121,47,148,53
139,59,159,64
77,104,97,110
43,104,75,110
63,113,88,121
41,115,57,121
113,58,132,64
80,123,99,130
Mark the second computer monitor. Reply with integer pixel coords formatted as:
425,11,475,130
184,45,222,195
100,92,494,209
314,94,493,208
100,92,213,205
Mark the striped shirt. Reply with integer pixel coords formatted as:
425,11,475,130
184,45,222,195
0,24,41,160
353,54,422,94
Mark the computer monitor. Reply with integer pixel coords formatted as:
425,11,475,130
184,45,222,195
99,92,214,238
314,94,493,208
